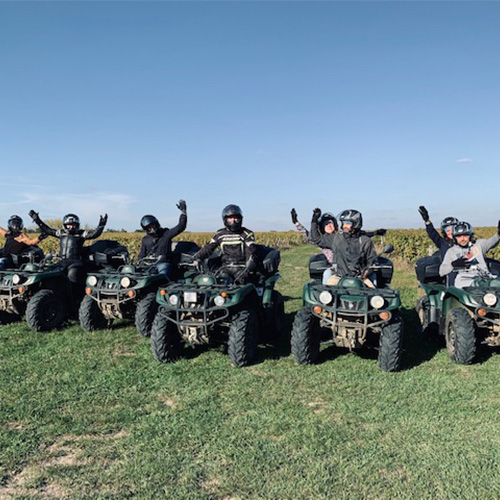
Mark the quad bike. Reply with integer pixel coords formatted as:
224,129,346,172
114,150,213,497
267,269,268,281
79,241,199,337
150,245,284,367
291,245,403,372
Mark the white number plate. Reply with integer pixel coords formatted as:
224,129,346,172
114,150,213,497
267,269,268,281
184,292,197,303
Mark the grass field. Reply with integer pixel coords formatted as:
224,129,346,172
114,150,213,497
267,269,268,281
1,245,500,499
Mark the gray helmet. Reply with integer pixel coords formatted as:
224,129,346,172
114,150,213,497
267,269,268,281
319,212,338,233
338,209,363,231
222,204,243,232
63,213,80,233
8,215,23,234
440,216,459,237
452,221,474,239
140,215,160,236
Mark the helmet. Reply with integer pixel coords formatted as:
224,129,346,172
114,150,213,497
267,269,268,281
453,221,474,239
319,212,338,233
440,216,459,237
8,215,23,234
338,209,363,231
222,204,243,232
140,215,160,236
63,213,80,234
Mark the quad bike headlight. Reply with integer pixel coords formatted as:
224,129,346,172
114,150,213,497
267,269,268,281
370,295,385,309
87,275,98,287
319,291,333,305
120,277,131,288
214,295,226,307
483,293,497,306
168,294,179,306
12,274,22,285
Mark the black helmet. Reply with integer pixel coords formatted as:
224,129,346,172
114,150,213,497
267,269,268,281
453,221,474,240
222,204,243,232
440,216,459,237
8,215,23,234
140,215,160,236
338,209,363,231
63,213,80,233
319,212,338,233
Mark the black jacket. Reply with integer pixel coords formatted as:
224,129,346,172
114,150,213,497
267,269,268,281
311,221,377,278
33,219,105,260
138,214,187,260
0,233,30,257
195,227,257,268
425,223,453,259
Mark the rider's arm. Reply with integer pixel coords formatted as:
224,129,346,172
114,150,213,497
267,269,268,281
477,233,500,254
194,233,220,260
439,248,455,276
30,215,57,237
425,222,445,249
167,213,187,239
0,226,7,237
17,232,44,245
310,219,334,248
295,220,310,240
138,236,148,260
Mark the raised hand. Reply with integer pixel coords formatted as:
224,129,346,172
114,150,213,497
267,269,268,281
291,208,298,224
99,214,108,227
177,200,187,214
418,206,430,223
312,208,321,222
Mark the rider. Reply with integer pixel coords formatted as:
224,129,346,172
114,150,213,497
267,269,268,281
439,221,500,288
0,215,46,270
138,200,188,278
418,206,457,258
28,210,108,298
310,208,378,287
193,204,258,284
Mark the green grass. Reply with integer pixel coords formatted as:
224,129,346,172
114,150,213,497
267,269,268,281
1,245,500,499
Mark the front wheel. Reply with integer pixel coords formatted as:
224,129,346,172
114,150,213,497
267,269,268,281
445,307,476,364
291,307,320,365
228,309,259,367
26,289,66,332
79,295,107,331
135,292,158,338
378,314,403,372
150,311,182,363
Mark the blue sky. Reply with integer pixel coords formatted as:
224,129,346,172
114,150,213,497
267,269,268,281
1,1,499,232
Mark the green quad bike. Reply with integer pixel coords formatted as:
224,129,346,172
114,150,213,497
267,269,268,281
0,240,125,332
0,246,44,324
150,245,285,367
415,255,500,364
291,245,403,372
79,241,200,337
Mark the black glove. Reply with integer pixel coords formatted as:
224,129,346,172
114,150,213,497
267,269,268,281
99,214,108,227
28,210,40,222
375,228,387,236
312,208,321,222
192,258,204,273
451,256,470,269
418,206,429,223
177,199,187,214
38,232,48,242
291,208,298,224
498,220,500,236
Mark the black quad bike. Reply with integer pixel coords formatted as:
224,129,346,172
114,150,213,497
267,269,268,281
291,245,403,372
79,241,200,337
150,246,284,367
0,240,125,332
416,254,500,364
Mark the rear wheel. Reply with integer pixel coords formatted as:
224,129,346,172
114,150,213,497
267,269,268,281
151,310,182,363
135,292,158,338
26,289,66,332
228,309,259,367
79,295,107,331
378,314,403,372
291,307,320,364
446,307,476,364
